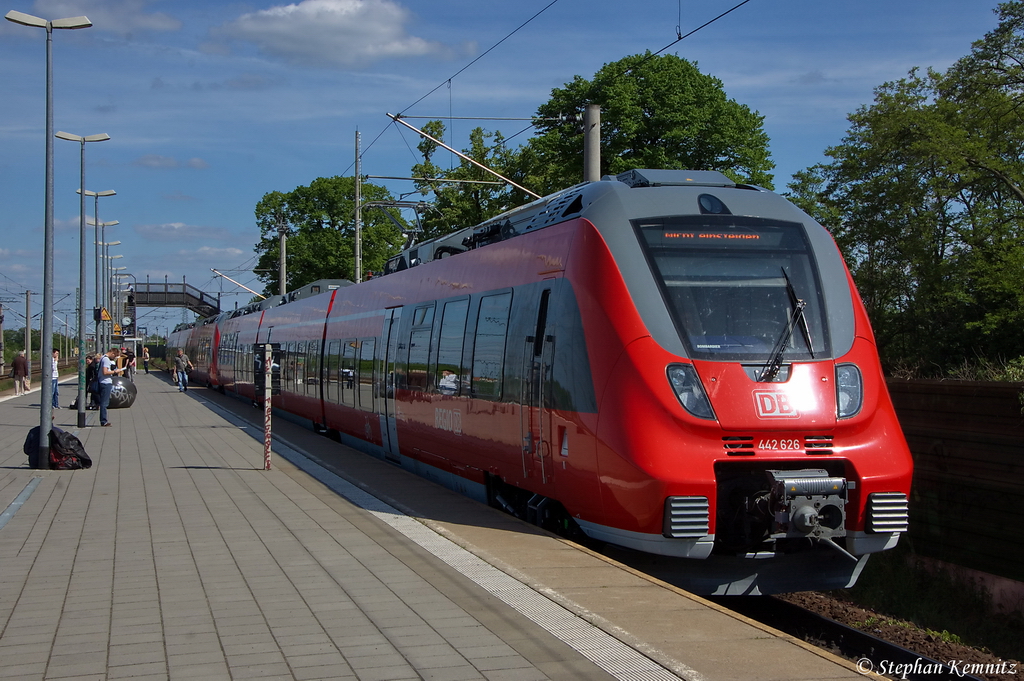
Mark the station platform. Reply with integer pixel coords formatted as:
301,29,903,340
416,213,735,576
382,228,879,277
0,373,867,681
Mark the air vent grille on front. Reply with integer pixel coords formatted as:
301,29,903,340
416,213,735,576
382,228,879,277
663,496,710,538
805,435,834,454
722,436,754,454
867,492,910,533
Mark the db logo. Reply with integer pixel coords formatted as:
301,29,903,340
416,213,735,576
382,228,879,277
753,390,799,418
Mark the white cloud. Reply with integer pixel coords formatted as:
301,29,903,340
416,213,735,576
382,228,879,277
33,0,181,35
215,0,452,69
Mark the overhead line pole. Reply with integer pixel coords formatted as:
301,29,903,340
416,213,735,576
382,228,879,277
386,114,541,200
355,130,362,283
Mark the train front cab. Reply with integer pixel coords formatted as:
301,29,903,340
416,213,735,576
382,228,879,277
567,174,913,594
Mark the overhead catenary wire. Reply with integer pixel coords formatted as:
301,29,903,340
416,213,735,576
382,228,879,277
353,0,756,188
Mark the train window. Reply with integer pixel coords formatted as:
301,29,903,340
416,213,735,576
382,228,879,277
408,329,431,391
296,341,307,388
634,216,829,361
358,338,376,411
435,299,469,395
412,305,434,327
306,340,320,394
326,340,341,403
408,303,435,392
471,292,512,399
284,342,296,392
341,340,357,407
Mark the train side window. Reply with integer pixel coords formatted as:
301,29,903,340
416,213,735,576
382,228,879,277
472,292,512,400
435,299,469,395
326,340,341,404
408,303,435,392
284,342,295,392
358,338,376,411
296,341,307,388
341,340,357,407
306,340,320,394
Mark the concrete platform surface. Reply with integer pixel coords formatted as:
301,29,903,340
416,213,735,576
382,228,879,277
0,373,866,681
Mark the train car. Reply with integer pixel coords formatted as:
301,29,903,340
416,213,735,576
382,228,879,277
184,169,913,595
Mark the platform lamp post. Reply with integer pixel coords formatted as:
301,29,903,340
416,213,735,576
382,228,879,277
104,251,123,350
6,9,93,468
89,217,118,349
79,189,116,345
111,267,127,340
57,131,109,428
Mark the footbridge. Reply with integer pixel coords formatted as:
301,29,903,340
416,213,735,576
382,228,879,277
130,282,220,318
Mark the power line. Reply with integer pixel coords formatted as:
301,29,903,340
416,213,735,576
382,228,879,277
361,0,563,161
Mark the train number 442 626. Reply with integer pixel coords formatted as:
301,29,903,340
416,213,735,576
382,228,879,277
757,439,802,450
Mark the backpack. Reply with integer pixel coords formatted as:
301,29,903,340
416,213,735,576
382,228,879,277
23,426,93,470
49,428,92,470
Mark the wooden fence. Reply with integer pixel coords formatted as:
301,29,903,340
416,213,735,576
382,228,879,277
887,379,1024,583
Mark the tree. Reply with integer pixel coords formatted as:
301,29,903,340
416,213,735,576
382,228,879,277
253,176,405,294
407,52,775,239
410,122,535,240
528,52,774,194
787,2,1024,373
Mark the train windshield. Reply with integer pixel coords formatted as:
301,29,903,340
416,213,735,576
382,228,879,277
633,216,830,361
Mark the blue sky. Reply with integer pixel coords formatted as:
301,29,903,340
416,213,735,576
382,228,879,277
0,0,1002,338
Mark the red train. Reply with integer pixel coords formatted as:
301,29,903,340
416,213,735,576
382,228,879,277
169,169,912,595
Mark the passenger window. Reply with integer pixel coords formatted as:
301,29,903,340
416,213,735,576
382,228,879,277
326,340,340,403
435,299,469,395
472,292,512,399
341,340,357,407
407,304,435,392
358,338,376,411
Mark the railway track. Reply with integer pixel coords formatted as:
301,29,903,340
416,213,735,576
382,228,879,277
716,596,986,681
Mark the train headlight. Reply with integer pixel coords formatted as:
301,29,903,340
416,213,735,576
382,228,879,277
835,363,863,419
667,364,716,420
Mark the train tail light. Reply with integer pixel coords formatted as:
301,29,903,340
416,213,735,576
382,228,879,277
835,363,863,419
667,364,716,420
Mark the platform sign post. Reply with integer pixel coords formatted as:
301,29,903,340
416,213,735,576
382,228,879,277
262,343,272,470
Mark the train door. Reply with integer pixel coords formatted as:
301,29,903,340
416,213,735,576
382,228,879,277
379,307,402,463
520,288,554,483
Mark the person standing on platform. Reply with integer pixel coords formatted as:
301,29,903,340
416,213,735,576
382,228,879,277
98,347,124,427
51,349,61,409
173,348,193,392
85,354,100,409
124,348,136,382
142,347,150,374
12,350,28,396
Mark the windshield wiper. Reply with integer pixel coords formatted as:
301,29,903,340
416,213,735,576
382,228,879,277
759,268,814,382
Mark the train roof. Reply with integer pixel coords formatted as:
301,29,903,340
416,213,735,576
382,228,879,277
381,169,766,275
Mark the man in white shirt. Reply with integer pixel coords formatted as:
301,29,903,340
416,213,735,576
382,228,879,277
98,347,124,427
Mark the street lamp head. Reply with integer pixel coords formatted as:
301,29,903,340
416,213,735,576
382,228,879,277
56,131,110,143
5,10,47,27
78,189,116,197
5,10,92,29
51,16,92,29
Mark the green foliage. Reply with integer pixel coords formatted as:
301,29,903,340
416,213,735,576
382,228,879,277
411,123,534,239
530,52,774,193
787,3,1024,374
407,53,775,239
253,176,405,294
